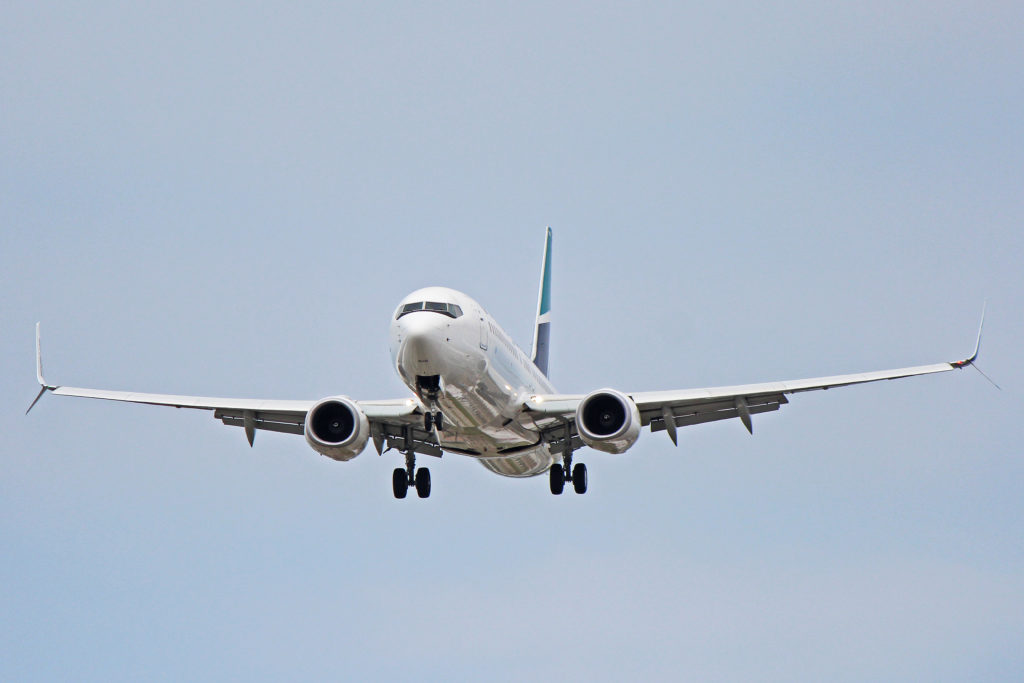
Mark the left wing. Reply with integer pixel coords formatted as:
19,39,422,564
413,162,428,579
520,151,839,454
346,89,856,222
26,324,436,454
525,312,985,444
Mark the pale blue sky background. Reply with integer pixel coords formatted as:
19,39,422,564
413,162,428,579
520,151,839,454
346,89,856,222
2,2,1022,681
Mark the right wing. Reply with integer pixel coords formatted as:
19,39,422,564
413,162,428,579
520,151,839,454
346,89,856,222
525,308,986,444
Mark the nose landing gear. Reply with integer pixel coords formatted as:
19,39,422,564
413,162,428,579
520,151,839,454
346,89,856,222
415,376,444,433
423,410,444,432
415,374,441,401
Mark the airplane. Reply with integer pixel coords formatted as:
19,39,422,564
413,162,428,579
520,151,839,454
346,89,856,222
28,228,986,499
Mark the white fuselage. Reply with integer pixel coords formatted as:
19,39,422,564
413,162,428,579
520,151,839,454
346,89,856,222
389,287,558,477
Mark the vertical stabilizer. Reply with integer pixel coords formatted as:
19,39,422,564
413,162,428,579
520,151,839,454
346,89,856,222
531,228,552,377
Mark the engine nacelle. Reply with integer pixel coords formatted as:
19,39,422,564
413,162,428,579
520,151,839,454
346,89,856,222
575,389,642,454
304,396,370,461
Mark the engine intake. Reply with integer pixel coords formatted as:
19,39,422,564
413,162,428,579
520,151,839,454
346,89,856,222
304,396,370,461
575,389,641,454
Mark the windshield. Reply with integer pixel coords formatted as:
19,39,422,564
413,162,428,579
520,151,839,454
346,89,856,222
396,301,464,320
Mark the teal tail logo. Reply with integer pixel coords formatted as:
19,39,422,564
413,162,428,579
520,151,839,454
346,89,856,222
532,228,552,377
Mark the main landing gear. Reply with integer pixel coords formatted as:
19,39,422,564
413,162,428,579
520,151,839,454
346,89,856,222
393,451,431,499
396,405,441,500
549,453,587,495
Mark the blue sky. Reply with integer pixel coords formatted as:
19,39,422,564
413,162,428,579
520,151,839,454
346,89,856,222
2,2,1022,680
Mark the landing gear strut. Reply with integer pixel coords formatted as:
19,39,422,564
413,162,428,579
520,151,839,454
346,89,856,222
549,452,587,495
393,451,431,499
416,376,444,433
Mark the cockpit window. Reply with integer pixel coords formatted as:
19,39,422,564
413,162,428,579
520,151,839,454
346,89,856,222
396,301,463,319
399,302,424,316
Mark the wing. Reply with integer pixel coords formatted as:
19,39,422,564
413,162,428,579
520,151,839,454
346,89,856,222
525,310,985,445
27,324,438,455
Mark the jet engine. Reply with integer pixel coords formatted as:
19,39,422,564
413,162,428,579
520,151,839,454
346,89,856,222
575,389,641,454
304,396,370,461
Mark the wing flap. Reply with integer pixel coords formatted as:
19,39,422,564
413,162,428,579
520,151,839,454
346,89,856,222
649,397,784,433
215,408,306,437
372,421,443,458
218,416,305,436
638,393,787,426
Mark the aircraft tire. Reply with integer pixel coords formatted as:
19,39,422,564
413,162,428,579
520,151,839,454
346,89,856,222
415,467,431,498
392,468,409,499
549,465,565,495
572,463,588,494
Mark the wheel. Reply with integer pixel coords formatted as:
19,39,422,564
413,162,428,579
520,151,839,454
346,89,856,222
434,412,444,432
392,467,408,499
423,412,433,431
549,464,565,495
415,467,432,498
572,463,588,494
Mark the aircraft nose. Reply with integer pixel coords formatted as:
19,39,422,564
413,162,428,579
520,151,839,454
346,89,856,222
398,313,447,371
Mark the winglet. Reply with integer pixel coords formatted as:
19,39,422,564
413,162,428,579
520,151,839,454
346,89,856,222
27,323,54,414
951,302,986,368
35,322,47,386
